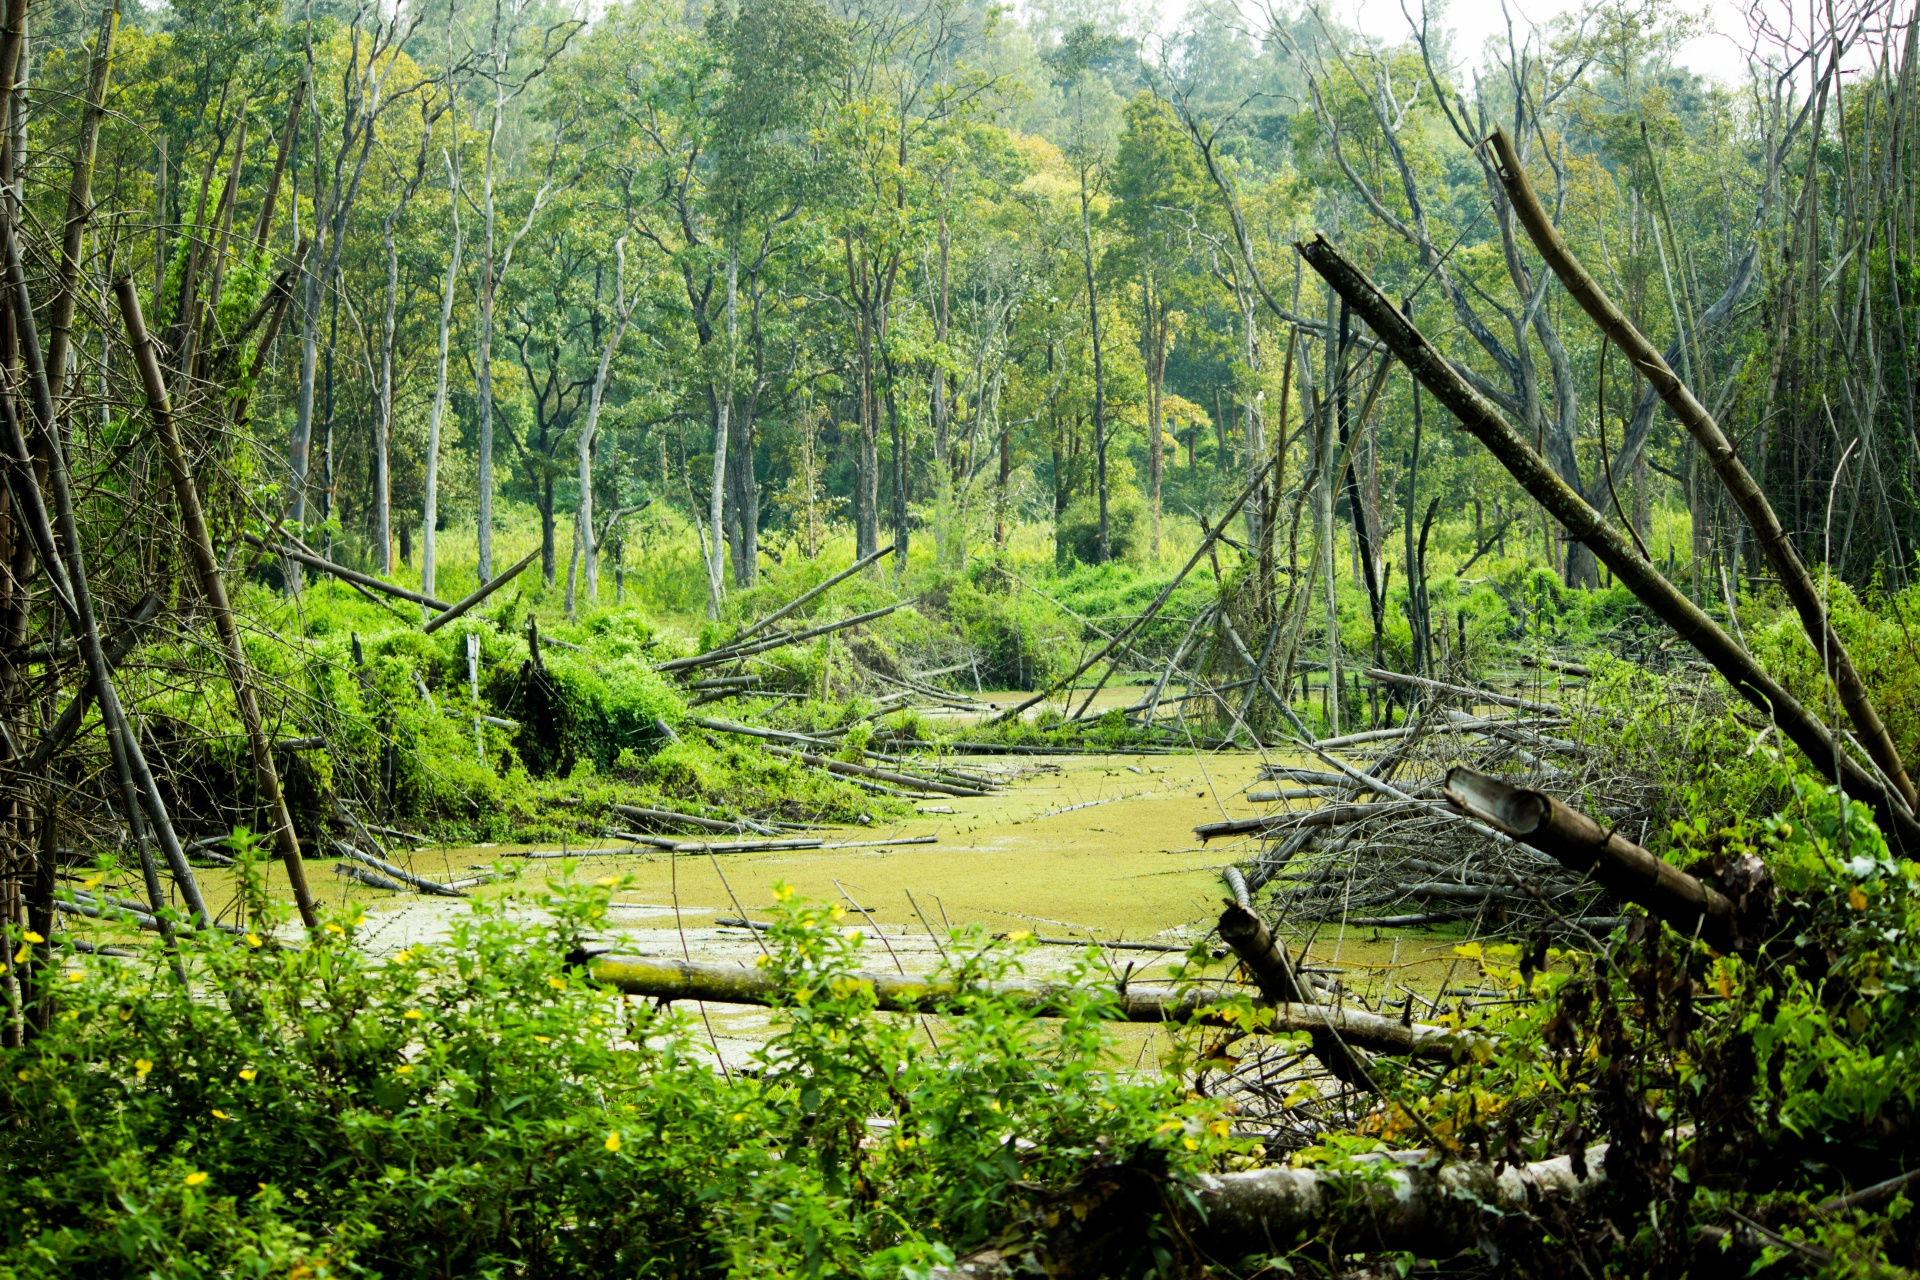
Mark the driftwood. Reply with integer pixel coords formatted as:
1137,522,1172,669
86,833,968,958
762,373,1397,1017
583,954,1479,1061
422,547,540,635
730,543,895,646
1444,767,1738,950
609,802,773,836
1295,234,1920,856
1488,128,1917,814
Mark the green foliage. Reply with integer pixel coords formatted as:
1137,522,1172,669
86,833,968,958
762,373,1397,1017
0,877,1226,1278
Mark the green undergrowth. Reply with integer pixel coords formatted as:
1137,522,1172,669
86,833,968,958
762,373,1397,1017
0,868,1232,1279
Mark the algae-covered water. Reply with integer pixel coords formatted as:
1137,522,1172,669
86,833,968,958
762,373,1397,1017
70,752,1478,1064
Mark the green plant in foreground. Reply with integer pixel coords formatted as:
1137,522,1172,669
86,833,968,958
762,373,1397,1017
0,875,1227,1279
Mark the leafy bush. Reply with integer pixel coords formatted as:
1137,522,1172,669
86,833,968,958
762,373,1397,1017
0,872,1226,1278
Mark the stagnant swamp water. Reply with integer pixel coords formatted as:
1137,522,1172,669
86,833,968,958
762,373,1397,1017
74,752,1479,1066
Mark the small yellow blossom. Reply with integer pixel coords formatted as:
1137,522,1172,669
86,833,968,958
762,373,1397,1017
66,970,83,983
604,1131,622,1152
324,923,343,936
1007,930,1031,942
22,931,42,944
239,1069,257,1082
395,1065,413,1075
184,1172,208,1187
82,874,103,890
594,876,617,888
245,934,263,948
135,1059,153,1077
547,976,567,990
403,1009,423,1020
533,1035,551,1044
393,950,413,964
212,1109,231,1120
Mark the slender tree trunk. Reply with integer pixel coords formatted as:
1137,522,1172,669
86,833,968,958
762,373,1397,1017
932,200,952,565
1144,279,1165,558
1079,167,1109,562
476,77,503,584
706,239,737,617
423,149,462,608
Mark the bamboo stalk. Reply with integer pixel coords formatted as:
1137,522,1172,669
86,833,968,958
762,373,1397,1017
1294,234,1920,856
1487,128,1917,814
731,543,895,645
44,0,116,407
116,277,319,930
657,601,913,672
244,533,452,610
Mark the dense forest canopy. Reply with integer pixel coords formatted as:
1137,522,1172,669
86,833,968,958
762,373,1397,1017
33,0,1893,618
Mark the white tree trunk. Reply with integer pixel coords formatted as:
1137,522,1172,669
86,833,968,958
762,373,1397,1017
705,240,738,619
422,150,462,614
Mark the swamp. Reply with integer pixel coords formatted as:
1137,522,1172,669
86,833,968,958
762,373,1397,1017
5,0,1920,1275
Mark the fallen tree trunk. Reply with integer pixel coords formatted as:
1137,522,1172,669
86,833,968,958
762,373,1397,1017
760,743,989,798
333,843,466,898
422,547,540,635
584,954,1479,1062
658,602,912,673
1444,767,1739,950
1489,128,1916,815
1296,235,1920,857
610,802,772,836
244,533,453,612
731,543,895,646
1362,667,1562,715
1218,904,1371,1087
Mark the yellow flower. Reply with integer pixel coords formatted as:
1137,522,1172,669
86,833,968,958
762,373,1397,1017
14,1069,28,1082
324,923,343,936
212,1109,231,1120
82,874,103,890
184,1172,208,1187
1850,886,1870,912
393,950,412,964
1007,930,1031,942
403,1009,423,1020
547,976,567,990
772,883,794,902
604,1131,622,1152
1183,1137,1199,1151
533,1035,551,1044
395,1065,413,1075
245,934,263,948
10,946,25,964
66,971,83,983
21,931,42,944
239,1069,257,1082
135,1059,153,1078
594,876,617,888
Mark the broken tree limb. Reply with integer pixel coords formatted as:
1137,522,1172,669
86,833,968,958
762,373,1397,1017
1295,234,1920,857
1488,128,1917,816
610,803,773,836
1361,667,1562,715
759,743,989,798
16,594,160,774
731,543,895,646
989,452,1281,726
1196,802,1422,842
1444,767,1737,950
422,547,541,634
1218,610,1314,742
243,533,452,612
118,277,319,931
658,601,913,673
584,954,1479,1061
1217,904,1372,1088
333,843,466,898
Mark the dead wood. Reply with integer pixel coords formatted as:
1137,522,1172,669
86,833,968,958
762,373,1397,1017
1488,127,1917,814
247,534,452,611
1295,234,1920,856
583,953,1480,1060
421,547,540,634
1218,904,1372,1087
730,542,894,646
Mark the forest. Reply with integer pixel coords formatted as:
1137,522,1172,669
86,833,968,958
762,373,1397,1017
4,0,1920,1274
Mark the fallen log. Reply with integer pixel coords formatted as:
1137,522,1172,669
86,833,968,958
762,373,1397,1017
761,743,989,798
658,602,912,673
1297,234,1920,856
1362,667,1562,715
584,954,1480,1061
730,543,895,646
242,533,452,612
1444,767,1737,950
335,863,407,893
422,547,540,635
609,802,772,836
1490,128,1917,814
1218,904,1371,1087
625,835,826,854
333,842,467,898
1196,802,1419,842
